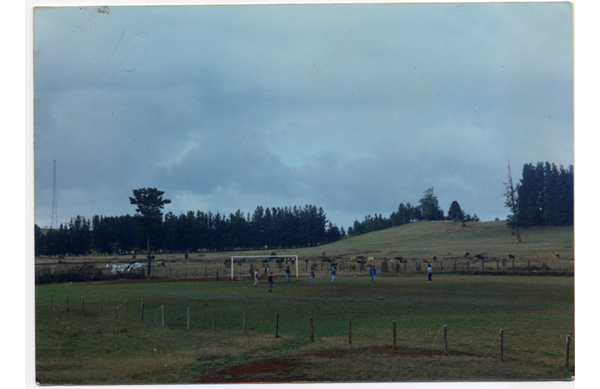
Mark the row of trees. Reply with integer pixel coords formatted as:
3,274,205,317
35,203,341,257
36,160,572,257
347,187,479,236
505,162,574,233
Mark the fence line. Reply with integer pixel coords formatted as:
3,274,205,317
39,294,573,368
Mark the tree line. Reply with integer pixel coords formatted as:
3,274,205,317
346,187,480,236
505,161,573,230
35,204,340,256
35,160,572,256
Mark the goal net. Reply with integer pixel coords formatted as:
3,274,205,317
230,255,299,281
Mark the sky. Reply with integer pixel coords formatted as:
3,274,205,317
33,1,574,231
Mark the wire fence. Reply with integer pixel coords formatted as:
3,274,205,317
37,294,575,369
35,257,574,285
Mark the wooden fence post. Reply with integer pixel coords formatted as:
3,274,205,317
161,305,164,327
66,295,69,312
275,313,280,338
243,312,246,334
310,316,314,342
187,307,190,330
565,335,571,368
443,325,448,354
81,296,84,315
212,309,216,332
141,302,144,322
500,329,504,362
393,321,397,350
348,318,352,346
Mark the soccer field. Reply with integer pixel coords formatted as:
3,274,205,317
35,274,574,384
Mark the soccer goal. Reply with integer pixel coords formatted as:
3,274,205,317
230,255,299,281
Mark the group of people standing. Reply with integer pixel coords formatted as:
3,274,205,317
218,262,434,292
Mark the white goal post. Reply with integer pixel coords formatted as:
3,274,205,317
230,255,299,281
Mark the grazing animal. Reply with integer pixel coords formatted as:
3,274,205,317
432,256,437,261
290,258,295,265
366,257,375,263
423,259,428,263
464,252,471,258
394,256,407,263
474,254,485,260
552,252,560,259
157,261,165,267
508,254,515,260
350,257,357,262
224,258,231,265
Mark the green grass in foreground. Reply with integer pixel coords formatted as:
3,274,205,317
35,274,574,384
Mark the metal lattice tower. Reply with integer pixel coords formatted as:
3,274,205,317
50,159,58,229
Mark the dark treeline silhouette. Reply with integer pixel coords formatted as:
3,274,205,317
347,188,480,236
35,205,340,256
507,162,573,229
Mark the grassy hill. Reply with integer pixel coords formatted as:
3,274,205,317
283,220,574,261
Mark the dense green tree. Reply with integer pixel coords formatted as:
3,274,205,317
448,201,465,223
129,188,171,274
505,161,573,233
418,187,445,221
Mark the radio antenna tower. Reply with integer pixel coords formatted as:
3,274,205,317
50,159,58,229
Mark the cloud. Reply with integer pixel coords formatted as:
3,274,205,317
34,3,573,229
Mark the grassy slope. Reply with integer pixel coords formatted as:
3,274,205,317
275,220,574,260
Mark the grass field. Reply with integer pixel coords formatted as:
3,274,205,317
35,274,574,384
34,220,575,383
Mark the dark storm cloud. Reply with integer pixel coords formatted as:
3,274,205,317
34,3,573,229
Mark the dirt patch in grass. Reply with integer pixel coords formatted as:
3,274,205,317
199,346,477,383
203,358,308,383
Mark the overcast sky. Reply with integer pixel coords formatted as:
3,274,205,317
33,2,573,230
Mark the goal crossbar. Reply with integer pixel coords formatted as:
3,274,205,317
230,255,299,281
